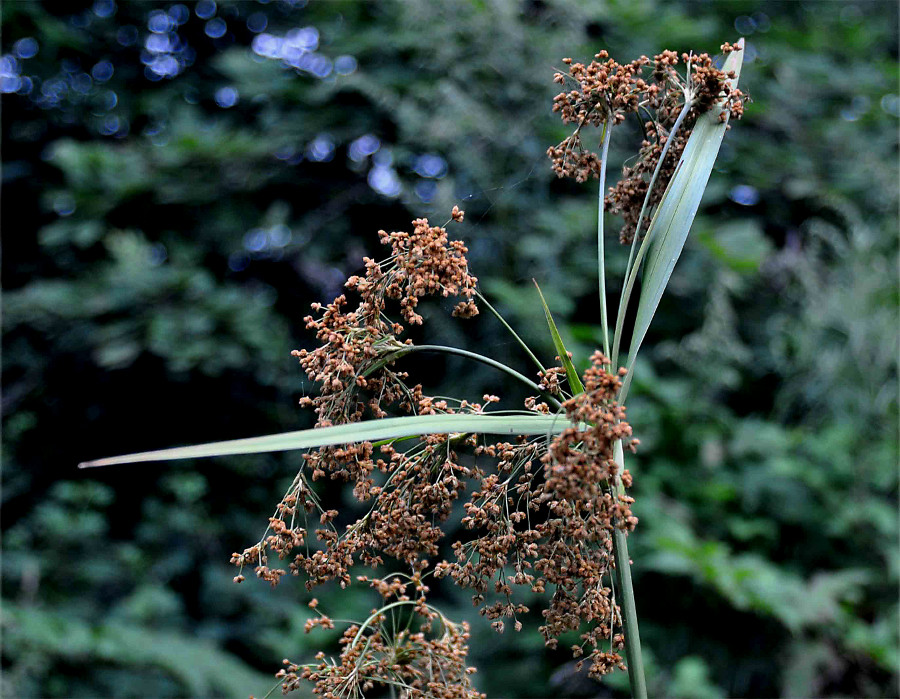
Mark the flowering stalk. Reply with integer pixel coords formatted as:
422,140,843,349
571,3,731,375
597,120,613,361
83,40,746,699
612,442,646,699
550,40,745,697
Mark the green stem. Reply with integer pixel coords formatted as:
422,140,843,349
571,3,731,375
475,290,547,374
349,600,439,650
597,120,613,364
611,98,692,371
374,344,562,410
611,439,647,699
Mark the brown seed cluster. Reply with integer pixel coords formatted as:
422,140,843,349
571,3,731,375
376,212,478,325
436,352,638,679
548,44,745,243
290,210,477,427
236,208,641,688
235,351,638,687
278,578,484,698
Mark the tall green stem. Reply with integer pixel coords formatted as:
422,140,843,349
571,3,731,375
475,290,547,374
597,121,613,363
374,344,562,410
611,439,647,699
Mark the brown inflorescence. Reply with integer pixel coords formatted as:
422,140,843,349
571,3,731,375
436,352,638,679
277,578,484,698
548,44,745,244
236,210,641,688
289,210,478,427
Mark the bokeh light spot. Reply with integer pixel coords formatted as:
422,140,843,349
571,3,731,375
244,228,268,252
286,26,318,51
98,89,118,111
413,153,448,179
0,55,21,93
168,4,189,25
247,12,268,33
92,0,116,18
195,0,217,20
53,193,77,217
729,184,760,206
205,18,227,39
147,9,172,34
368,165,401,198
349,134,380,162
334,55,357,75
14,38,39,60
71,73,93,94
91,60,114,82
99,115,120,136
214,86,238,108
269,225,292,247
306,134,335,162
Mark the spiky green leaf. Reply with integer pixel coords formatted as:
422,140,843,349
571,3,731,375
533,281,585,395
79,413,573,469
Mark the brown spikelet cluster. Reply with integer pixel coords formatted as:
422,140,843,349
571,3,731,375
235,334,638,686
236,209,640,689
547,52,653,182
233,209,484,589
548,43,745,243
377,210,478,325
436,352,638,679
278,578,484,698
289,210,477,427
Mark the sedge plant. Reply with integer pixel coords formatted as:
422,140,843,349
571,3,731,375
82,40,745,698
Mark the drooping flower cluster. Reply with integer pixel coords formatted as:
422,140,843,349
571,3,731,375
278,578,484,699
548,43,745,243
435,352,638,678
237,211,640,691
291,207,477,426
235,339,639,688
234,209,484,589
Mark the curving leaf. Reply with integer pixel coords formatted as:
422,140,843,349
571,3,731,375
79,412,573,469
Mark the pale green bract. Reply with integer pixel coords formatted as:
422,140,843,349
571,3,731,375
619,44,745,402
79,413,574,468
534,281,585,395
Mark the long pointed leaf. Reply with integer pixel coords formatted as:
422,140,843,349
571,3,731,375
533,281,585,395
621,42,745,401
79,413,573,469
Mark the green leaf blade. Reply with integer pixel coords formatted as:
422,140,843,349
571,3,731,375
79,413,573,469
622,42,745,400
533,281,585,395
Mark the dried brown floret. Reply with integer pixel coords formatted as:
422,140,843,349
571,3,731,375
279,579,484,698
548,44,745,244
236,129,650,688
290,209,477,427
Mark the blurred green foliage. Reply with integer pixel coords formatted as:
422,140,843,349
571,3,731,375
2,1,897,697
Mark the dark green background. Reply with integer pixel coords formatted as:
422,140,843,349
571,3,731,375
2,1,898,696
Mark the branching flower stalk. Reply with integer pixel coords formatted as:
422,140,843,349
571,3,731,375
81,41,745,699
547,40,745,698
